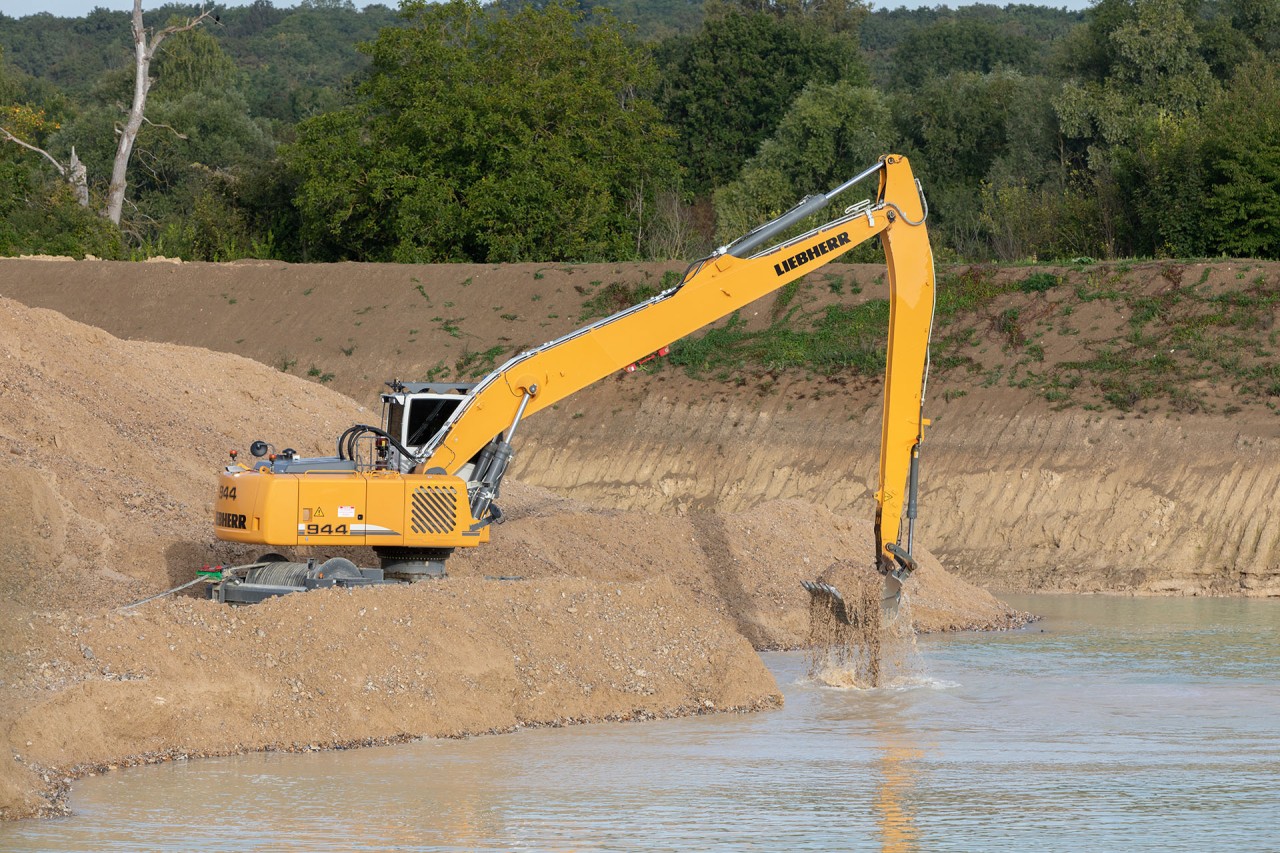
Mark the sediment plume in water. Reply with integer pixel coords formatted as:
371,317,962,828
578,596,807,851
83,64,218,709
805,561,920,689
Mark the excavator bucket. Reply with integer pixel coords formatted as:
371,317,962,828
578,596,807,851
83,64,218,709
801,580,854,625
880,571,905,621
802,572,905,626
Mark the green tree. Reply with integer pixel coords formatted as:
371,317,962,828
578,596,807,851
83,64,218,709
1225,0,1280,55
0,51,119,257
1054,0,1220,256
889,18,1042,88
1202,60,1280,257
150,21,239,99
713,80,896,240
709,0,868,33
1056,0,1216,147
895,70,1060,259
288,0,677,263
44,23,277,258
656,9,863,194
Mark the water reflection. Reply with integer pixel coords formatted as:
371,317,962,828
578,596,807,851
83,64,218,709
873,722,923,853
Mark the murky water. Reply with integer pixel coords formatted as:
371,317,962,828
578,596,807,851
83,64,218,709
4,593,1278,851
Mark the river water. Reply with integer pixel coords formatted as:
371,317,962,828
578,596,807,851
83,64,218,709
4,593,1278,852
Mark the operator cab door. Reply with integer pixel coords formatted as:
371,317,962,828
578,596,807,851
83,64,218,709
383,388,471,470
296,475,366,545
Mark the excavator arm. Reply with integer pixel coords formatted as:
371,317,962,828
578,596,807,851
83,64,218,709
213,155,935,608
417,155,935,586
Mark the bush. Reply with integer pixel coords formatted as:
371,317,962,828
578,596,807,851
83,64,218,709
1019,272,1059,293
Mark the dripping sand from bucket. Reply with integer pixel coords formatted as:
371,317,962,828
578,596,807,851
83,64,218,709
805,560,922,689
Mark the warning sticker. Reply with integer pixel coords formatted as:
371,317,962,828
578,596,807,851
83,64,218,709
338,505,356,518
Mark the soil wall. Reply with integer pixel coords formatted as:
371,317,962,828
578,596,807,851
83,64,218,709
513,378,1280,596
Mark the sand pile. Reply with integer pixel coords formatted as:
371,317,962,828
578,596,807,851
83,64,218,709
0,296,372,612
0,299,780,819
466,486,1029,645
3,576,775,819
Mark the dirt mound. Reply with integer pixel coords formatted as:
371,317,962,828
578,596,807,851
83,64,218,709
467,484,1027,644
0,300,783,819
0,297,372,612
0,297,1018,820
2,576,776,820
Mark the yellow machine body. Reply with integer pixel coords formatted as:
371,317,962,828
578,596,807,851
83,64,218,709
214,468,488,549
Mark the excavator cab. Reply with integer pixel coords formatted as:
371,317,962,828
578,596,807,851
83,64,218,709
381,382,475,472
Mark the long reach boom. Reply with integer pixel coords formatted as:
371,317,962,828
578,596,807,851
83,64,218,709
213,155,936,610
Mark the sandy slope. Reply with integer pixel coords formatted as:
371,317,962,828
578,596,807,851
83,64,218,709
513,373,1280,597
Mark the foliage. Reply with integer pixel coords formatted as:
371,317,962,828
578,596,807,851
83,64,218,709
1050,0,1248,259
668,300,890,377
861,4,1082,56
69,24,273,258
150,24,239,99
3,0,1280,263
896,69,1061,259
889,17,1042,88
1201,60,1280,258
490,0,704,40
655,8,863,193
0,3,400,124
713,80,896,241
578,279,662,320
0,159,122,257
978,178,1106,262
288,0,676,263
1019,271,1061,293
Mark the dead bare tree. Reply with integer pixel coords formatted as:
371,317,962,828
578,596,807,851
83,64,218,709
0,128,89,206
645,190,699,260
106,1,215,224
0,1,213,226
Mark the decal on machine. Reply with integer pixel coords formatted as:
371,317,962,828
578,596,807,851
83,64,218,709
216,512,247,529
293,522,399,536
352,524,399,536
773,232,851,276
297,523,350,536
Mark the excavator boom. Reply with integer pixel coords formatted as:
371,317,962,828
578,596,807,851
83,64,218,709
213,155,936,609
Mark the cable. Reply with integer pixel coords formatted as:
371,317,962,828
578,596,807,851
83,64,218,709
882,183,929,227
116,576,211,610
115,561,283,611
337,423,419,468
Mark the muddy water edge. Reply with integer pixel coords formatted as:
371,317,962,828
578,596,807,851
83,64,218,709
2,593,1276,852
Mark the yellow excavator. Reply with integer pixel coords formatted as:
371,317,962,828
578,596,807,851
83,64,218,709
212,155,937,616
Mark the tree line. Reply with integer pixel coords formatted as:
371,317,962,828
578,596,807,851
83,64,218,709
1,0,1278,263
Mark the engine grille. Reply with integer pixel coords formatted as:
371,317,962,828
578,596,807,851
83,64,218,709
410,485,458,535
